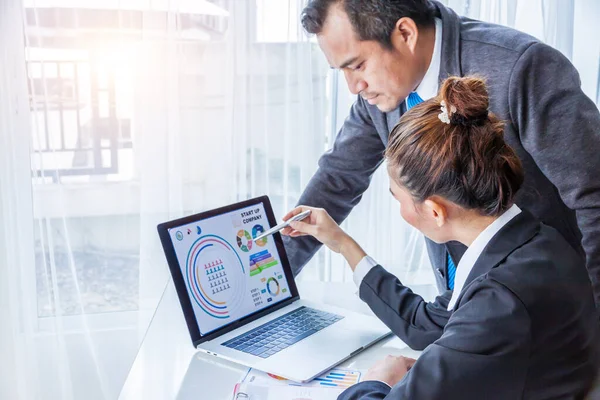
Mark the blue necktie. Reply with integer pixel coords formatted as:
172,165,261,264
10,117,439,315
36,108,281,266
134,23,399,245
406,91,424,110
446,253,456,290
405,92,458,290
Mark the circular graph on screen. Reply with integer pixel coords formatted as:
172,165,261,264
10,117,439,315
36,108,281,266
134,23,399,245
236,229,253,252
252,224,268,247
266,277,280,296
186,235,246,319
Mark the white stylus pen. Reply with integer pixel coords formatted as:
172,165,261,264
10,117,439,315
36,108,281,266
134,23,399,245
253,210,312,242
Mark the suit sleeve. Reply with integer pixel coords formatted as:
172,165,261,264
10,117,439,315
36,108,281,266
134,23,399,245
508,42,600,308
283,96,386,276
359,265,453,350
340,280,531,400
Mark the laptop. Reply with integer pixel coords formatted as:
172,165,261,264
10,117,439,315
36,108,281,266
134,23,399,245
157,195,391,383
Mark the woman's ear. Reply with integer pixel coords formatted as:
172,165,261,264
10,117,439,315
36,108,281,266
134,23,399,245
423,197,447,227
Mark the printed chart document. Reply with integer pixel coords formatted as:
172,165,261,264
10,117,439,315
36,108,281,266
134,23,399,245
233,384,344,400
232,367,365,400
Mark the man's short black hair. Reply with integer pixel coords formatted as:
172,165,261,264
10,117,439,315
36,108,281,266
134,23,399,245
301,0,436,49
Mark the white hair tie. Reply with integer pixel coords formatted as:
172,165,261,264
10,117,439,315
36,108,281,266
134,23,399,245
438,100,457,125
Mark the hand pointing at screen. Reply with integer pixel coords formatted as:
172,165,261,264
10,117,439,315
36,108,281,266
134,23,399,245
280,206,366,270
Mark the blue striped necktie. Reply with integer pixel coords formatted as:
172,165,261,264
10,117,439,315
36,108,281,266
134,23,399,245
406,91,424,110
405,92,458,290
446,253,456,290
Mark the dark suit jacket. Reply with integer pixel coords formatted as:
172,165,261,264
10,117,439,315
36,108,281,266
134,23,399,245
338,210,600,400
284,1,600,307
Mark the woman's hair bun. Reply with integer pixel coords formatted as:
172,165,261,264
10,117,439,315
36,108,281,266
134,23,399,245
440,76,489,126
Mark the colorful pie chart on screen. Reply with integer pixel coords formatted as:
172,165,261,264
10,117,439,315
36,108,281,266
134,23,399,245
236,229,253,252
252,224,268,247
267,277,280,296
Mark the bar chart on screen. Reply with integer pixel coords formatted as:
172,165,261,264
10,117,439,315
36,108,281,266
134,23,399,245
249,250,279,276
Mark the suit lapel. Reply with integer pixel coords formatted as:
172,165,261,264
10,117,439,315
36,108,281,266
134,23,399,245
462,210,541,292
432,1,463,82
384,106,402,146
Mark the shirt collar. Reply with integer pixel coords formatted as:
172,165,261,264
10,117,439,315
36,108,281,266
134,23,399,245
446,204,522,311
414,17,442,101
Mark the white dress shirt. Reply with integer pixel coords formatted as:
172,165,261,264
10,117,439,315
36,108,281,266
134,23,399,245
446,204,522,310
413,17,442,101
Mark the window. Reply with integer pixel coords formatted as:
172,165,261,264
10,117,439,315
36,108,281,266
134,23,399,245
26,1,331,320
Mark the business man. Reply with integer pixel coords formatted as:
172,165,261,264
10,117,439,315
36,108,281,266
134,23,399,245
283,0,600,308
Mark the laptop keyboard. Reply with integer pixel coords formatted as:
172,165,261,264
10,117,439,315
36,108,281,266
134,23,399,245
221,306,344,359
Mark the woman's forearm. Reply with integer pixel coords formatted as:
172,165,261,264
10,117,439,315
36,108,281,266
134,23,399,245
339,234,367,271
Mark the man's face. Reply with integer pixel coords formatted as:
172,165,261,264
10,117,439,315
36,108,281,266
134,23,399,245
317,5,422,112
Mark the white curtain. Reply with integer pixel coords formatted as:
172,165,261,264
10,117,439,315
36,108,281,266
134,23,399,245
1,2,38,399
1,0,599,399
1,0,330,398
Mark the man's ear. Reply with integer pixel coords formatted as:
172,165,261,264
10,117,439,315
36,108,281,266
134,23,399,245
391,17,419,53
423,197,447,227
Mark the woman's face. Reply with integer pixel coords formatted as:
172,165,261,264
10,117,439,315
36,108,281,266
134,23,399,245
389,177,449,243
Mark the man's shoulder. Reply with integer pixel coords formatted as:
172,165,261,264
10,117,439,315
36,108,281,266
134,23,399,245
458,15,539,55
455,16,568,86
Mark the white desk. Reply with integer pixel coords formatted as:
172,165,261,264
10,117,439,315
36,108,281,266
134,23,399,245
119,280,435,400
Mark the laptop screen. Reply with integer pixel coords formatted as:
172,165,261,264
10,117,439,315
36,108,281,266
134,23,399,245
166,200,293,336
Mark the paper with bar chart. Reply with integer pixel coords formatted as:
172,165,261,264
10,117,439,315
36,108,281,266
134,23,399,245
233,383,344,400
233,367,365,399
311,369,362,388
169,202,292,335
240,367,363,388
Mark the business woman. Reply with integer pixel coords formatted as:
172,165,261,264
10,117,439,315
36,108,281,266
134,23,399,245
281,76,600,399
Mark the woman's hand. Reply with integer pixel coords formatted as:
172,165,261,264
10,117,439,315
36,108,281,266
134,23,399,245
280,206,348,253
281,206,367,270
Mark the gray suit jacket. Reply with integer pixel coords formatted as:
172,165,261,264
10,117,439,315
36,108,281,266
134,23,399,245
283,1,600,306
338,210,600,400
